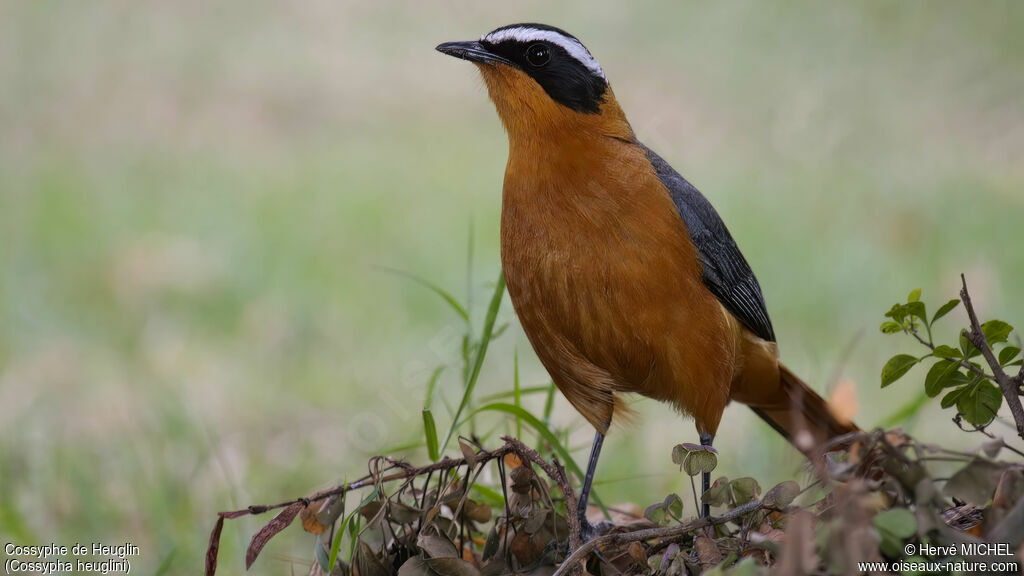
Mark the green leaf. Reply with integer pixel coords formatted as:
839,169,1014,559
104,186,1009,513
960,332,981,359
932,345,962,359
957,381,1003,427
873,508,917,557
905,301,927,324
701,477,732,508
730,477,761,506
874,508,916,539
879,321,903,334
442,272,505,452
907,288,922,303
982,320,1014,346
999,346,1022,365
881,354,919,387
885,303,909,323
924,360,969,398
932,299,960,324
644,493,684,525
682,449,718,477
940,386,967,409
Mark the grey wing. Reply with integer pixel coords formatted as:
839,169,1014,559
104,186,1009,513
641,144,776,343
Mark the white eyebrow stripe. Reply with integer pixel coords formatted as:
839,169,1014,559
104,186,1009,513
482,27,606,80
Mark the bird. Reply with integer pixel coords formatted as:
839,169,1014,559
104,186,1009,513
436,24,857,534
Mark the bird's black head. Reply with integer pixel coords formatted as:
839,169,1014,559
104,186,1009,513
437,23,608,114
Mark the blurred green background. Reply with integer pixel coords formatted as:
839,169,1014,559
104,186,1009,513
2,1,1023,573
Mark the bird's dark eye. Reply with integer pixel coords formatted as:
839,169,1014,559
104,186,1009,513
525,43,550,67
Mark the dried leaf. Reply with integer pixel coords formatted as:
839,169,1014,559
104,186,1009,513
204,516,225,576
388,501,422,525
763,481,801,509
523,508,549,534
245,501,305,569
357,540,392,576
425,557,482,576
417,527,459,559
628,542,647,566
398,555,430,576
459,439,478,469
510,466,535,494
944,457,1006,505
463,499,492,524
510,531,541,565
481,525,500,561
694,534,722,567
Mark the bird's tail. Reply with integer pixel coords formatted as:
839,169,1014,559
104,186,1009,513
750,363,858,455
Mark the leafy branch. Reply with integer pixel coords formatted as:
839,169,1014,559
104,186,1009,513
879,277,1023,438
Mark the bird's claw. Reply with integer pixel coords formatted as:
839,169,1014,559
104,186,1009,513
579,519,614,544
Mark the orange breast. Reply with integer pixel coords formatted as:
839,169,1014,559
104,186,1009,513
500,133,741,435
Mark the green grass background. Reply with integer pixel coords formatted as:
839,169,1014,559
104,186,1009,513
2,1,1023,573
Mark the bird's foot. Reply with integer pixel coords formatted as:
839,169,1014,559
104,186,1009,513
578,518,614,544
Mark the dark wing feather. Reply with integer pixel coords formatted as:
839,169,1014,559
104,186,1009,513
641,144,776,342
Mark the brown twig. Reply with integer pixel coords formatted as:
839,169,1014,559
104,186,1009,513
908,324,994,381
214,444,515,521
551,499,767,576
501,436,583,563
959,274,1024,441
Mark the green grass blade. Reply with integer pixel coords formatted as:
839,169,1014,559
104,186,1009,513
424,365,444,410
461,402,604,511
477,385,555,404
880,390,930,428
513,348,522,439
375,266,470,324
328,484,380,570
543,383,557,424
471,484,506,509
442,271,505,451
153,546,177,576
423,408,439,461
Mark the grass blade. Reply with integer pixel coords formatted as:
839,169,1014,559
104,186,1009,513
423,366,445,461
375,266,470,324
328,484,380,571
461,402,604,511
423,409,440,461
513,348,522,439
442,271,505,451
543,383,557,424
477,385,556,404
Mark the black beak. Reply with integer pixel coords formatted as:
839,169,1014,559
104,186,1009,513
436,40,514,67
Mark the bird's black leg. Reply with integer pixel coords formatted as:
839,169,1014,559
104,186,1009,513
699,432,714,519
577,431,605,542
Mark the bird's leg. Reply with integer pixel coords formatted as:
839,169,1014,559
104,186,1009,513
577,430,605,542
699,432,714,519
